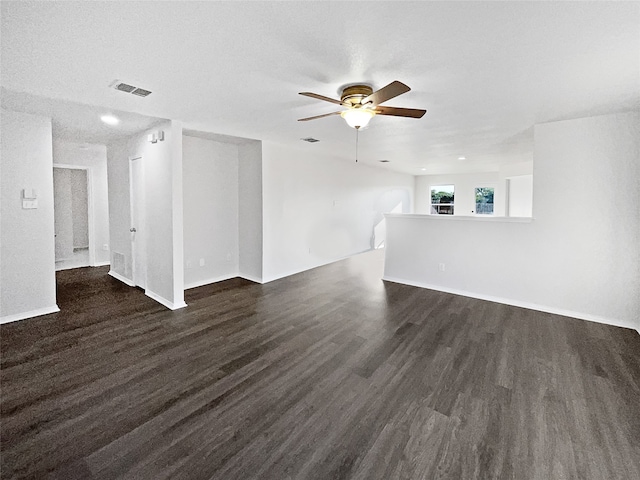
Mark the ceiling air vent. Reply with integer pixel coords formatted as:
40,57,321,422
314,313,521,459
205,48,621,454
114,82,136,93
131,88,152,97
301,137,319,143
110,80,152,97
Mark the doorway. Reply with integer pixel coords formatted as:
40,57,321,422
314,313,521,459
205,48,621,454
53,165,93,270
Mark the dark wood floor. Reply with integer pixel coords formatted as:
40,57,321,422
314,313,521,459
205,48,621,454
1,250,639,480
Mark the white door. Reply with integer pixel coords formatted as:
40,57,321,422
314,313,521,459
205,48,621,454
130,157,146,288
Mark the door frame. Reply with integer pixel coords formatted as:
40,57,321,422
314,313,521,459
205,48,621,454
129,155,146,288
52,164,95,267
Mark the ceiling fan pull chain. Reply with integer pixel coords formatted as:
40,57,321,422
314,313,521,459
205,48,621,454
355,127,359,163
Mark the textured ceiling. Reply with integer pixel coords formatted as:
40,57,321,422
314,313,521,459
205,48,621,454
1,89,167,144
1,1,638,175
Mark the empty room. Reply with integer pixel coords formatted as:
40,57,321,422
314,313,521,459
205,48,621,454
1,1,638,479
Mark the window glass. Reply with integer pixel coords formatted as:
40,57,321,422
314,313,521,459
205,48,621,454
475,187,494,215
431,185,454,215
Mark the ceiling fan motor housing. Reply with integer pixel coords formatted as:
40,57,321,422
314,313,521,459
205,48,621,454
297,80,426,124
341,85,373,107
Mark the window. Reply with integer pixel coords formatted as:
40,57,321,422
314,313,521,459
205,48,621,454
475,187,494,215
431,185,454,215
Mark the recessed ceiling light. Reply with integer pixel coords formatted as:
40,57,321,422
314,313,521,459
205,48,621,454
379,160,390,163
458,156,466,161
421,168,427,171
301,137,319,143
100,115,120,126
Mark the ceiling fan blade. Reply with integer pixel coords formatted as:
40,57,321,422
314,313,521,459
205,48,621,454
361,81,411,106
375,106,427,118
299,92,344,106
298,111,342,122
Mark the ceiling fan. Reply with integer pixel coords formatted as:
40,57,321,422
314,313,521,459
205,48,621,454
298,81,426,129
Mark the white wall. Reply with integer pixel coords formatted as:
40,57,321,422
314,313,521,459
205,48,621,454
107,121,185,309
238,141,263,282
384,111,640,331
500,161,534,217
106,140,132,279
182,135,263,288
499,161,533,178
507,175,533,217
70,169,89,248
415,172,503,216
183,135,239,288
262,142,415,282
53,140,110,265
1,109,58,322
53,168,74,260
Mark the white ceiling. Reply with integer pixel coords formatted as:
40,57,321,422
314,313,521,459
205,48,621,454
1,89,166,144
1,1,638,175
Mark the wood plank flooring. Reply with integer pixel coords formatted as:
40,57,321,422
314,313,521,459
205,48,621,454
1,250,639,479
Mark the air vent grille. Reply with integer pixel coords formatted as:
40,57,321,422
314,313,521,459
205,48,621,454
301,137,319,143
131,88,152,97
110,80,152,97
115,83,136,93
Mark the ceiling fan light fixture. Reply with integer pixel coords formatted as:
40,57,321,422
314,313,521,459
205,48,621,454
341,108,375,129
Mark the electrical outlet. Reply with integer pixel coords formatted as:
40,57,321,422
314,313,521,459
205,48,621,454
199,258,205,267
186,260,192,268
438,263,445,272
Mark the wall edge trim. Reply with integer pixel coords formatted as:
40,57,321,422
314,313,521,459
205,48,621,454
0,305,60,325
108,270,135,286
382,276,637,332
238,274,263,284
263,248,373,283
184,274,238,290
145,289,187,310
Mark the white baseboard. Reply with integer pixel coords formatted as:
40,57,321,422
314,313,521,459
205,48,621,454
184,273,265,290
238,274,263,284
93,261,110,267
262,248,373,283
184,274,236,290
145,290,187,310
382,276,638,332
0,305,60,325
108,270,135,287
55,263,90,272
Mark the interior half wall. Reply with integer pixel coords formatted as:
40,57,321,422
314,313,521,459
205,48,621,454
384,111,640,331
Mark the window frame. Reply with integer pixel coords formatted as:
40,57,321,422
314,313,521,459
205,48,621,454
474,186,495,215
430,184,455,215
